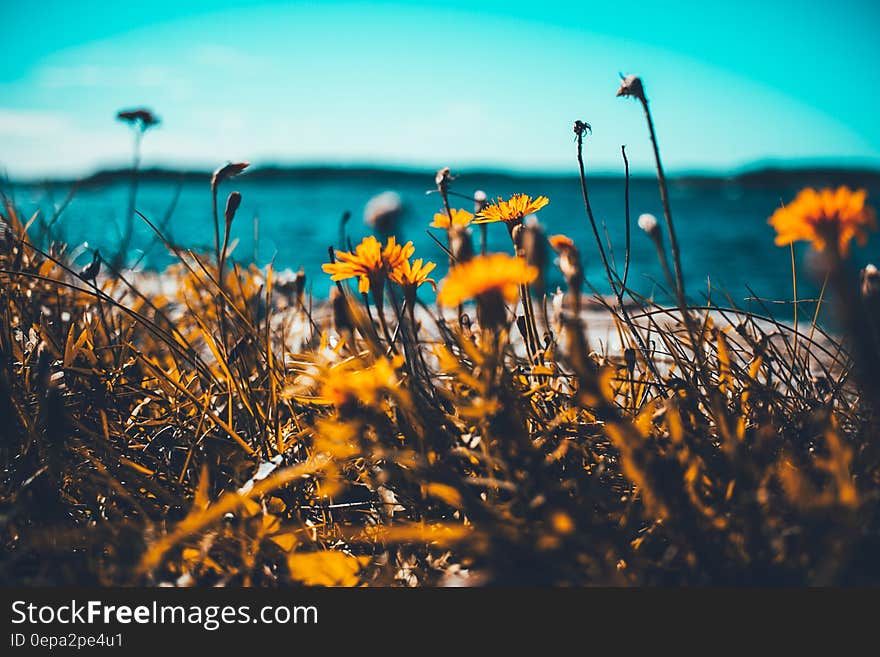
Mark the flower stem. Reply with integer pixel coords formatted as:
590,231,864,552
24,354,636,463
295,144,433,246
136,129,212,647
639,95,686,306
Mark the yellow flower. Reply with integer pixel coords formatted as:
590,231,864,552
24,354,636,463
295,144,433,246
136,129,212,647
390,257,436,290
474,194,549,225
381,236,415,272
319,356,404,409
430,208,474,229
769,186,876,255
322,236,414,293
437,253,538,307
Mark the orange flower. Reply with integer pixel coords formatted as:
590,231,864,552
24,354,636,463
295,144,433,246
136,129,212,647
769,187,876,255
474,194,549,225
322,236,414,293
381,236,415,272
437,253,537,307
430,208,474,229
390,257,436,290
318,356,404,409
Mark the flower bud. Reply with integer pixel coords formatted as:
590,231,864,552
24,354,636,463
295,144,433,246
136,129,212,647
224,191,242,231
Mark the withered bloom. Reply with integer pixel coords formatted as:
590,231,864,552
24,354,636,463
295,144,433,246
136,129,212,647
116,108,160,131
573,120,592,137
548,234,583,315
435,167,452,195
616,74,645,101
212,161,250,192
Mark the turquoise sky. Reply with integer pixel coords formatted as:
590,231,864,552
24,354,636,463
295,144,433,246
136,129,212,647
2,0,879,177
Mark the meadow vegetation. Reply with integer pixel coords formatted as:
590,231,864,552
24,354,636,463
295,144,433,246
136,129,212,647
2,76,879,586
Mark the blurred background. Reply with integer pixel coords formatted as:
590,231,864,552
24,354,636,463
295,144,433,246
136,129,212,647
2,0,879,305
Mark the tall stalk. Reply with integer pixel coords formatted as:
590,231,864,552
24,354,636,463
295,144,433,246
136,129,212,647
617,75,686,305
574,121,617,295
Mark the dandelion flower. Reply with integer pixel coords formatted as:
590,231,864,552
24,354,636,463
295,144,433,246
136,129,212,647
769,187,876,255
437,253,537,308
319,356,404,410
474,194,549,226
390,257,436,291
323,235,414,294
381,236,416,272
430,208,474,229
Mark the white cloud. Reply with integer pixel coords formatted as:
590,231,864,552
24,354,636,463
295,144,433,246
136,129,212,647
0,109,71,138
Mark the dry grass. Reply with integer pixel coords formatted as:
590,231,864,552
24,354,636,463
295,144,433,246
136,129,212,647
2,97,880,586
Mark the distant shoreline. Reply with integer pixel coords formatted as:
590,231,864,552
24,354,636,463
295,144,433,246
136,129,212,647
7,163,880,190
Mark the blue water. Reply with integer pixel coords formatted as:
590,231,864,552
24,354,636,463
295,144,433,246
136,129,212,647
8,170,880,310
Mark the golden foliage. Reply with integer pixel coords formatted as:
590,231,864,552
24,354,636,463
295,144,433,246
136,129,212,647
1,171,875,589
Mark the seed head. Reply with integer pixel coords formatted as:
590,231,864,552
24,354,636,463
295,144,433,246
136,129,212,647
638,213,659,237
473,189,488,214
